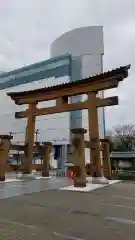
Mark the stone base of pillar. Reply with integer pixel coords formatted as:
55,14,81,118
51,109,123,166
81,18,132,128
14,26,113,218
19,174,36,180
0,176,5,181
92,176,109,184
42,171,49,177
74,178,86,187
87,176,92,182
16,172,23,179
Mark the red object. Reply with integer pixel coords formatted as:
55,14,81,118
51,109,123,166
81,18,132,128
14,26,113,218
66,170,74,179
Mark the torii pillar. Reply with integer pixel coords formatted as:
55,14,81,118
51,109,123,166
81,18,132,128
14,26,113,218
0,135,13,181
87,92,109,184
87,92,102,179
71,128,87,187
101,139,112,179
23,103,36,174
42,142,52,177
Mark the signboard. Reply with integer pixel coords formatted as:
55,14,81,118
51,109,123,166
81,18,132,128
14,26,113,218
118,160,132,168
0,54,71,90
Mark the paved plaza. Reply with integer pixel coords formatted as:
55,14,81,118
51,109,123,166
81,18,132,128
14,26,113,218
0,176,73,199
0,179,135,239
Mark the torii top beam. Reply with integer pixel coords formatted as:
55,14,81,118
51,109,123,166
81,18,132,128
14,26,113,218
7,65,131,106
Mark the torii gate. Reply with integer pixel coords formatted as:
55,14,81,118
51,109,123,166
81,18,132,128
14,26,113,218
7,65,131,186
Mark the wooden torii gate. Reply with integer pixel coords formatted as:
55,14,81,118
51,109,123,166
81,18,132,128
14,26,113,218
7,65,130,186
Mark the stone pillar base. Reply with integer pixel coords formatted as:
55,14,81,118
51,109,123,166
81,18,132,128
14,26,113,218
19,174,36,180
92,176,109,184
16,172,23,179
74,178,86,187
42,171,49,177
0,176,5,181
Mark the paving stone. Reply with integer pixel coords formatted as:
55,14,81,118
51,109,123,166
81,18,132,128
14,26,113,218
0,181,135,239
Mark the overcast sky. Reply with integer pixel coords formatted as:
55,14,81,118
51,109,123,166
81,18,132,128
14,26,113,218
0,0,134,139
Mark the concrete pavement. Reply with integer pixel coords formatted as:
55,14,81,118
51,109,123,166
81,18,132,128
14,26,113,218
0,176,73,199
0,181,135,239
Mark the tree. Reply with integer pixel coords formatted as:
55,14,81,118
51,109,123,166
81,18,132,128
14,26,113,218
113,124,135,151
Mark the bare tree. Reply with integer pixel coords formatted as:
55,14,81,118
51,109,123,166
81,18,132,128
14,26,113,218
113,124,135,151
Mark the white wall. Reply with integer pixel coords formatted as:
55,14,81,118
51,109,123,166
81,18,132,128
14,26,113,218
51,26,104,56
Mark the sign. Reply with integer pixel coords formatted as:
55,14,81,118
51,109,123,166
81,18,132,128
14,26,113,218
0,54,71,90
118,160,132,168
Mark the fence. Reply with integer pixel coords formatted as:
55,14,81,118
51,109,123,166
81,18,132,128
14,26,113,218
49,169,67,177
